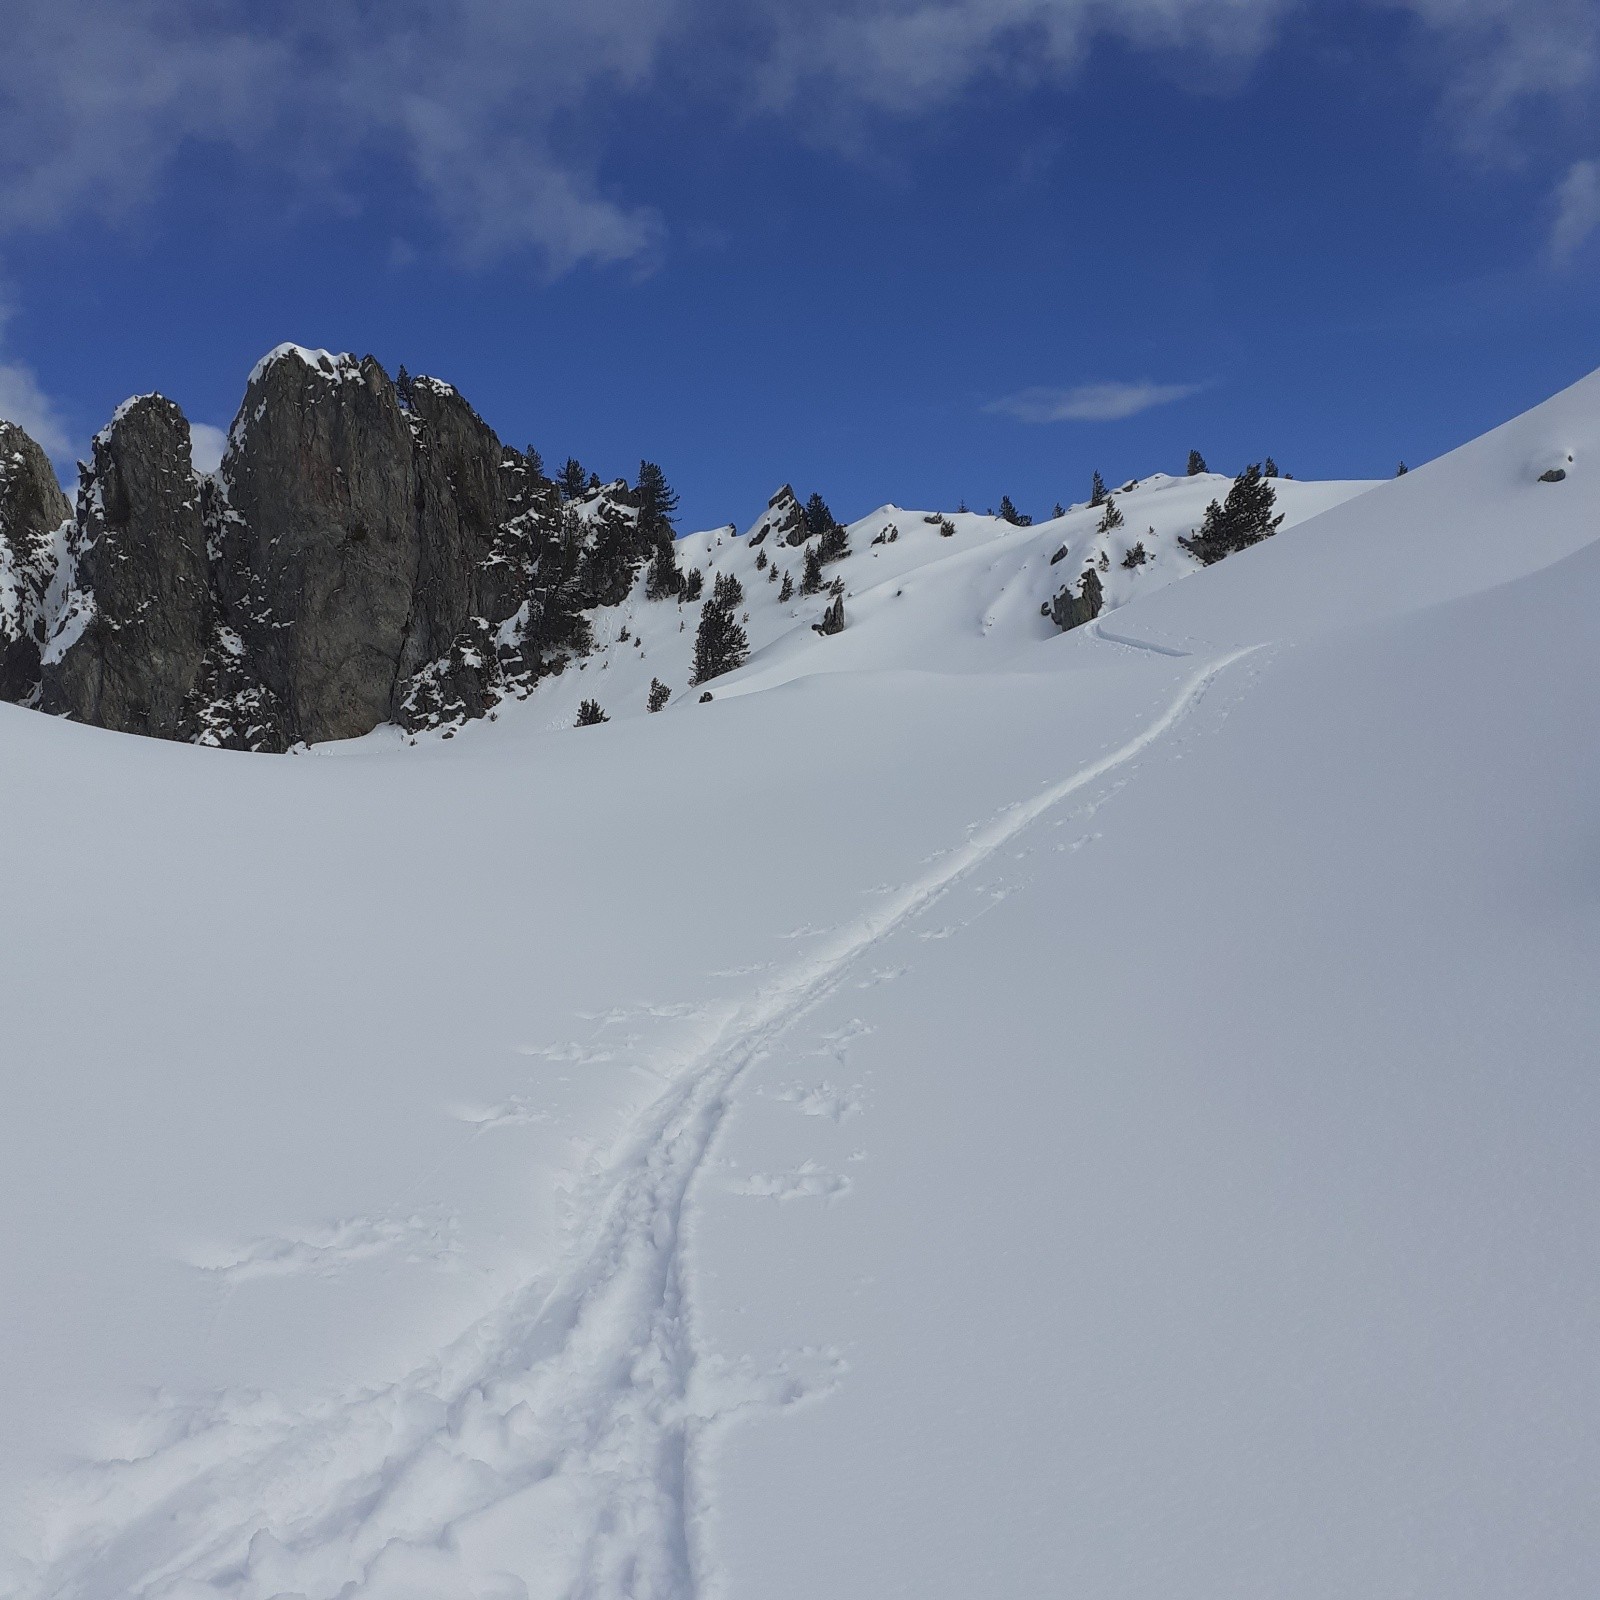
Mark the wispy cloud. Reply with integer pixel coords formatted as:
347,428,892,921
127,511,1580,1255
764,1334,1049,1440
985,381,1205,424
1549,158,1600,266
0,2,1594,277
0,286,70,458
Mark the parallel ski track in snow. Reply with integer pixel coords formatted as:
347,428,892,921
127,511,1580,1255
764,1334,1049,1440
24,644,1261,1600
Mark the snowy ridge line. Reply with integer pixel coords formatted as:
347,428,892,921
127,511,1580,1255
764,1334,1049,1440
22,644,1261,1600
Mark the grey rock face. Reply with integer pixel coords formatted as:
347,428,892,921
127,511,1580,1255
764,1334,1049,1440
40,397,212,737
812,595,845,636
1050,567,1103,632
0,421,72,701
0,346,657,749
748,485,808,548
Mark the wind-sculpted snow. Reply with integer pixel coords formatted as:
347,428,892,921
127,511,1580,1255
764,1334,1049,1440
12,644,1258,1600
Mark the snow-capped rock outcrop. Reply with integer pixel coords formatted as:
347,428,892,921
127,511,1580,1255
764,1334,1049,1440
0,420,71,701
1,347,667,749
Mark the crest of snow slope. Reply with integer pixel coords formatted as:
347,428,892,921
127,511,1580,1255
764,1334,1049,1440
0,375,1597,1600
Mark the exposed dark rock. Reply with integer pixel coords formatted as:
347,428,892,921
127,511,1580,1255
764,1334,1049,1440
1538,468,1567,483
0,345,658,749
748,485,808,548
0,421,71,701
40,397,212,738
812,595,846,636
1050,567,1103,632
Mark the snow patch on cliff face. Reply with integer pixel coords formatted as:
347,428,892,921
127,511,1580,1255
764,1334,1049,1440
1,369,1599,1600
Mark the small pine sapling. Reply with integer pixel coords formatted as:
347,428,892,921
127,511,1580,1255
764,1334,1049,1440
1097,498,1124,533
647,678,670,713
575,699,608,726
1089,471,1108,508
779,570,795,602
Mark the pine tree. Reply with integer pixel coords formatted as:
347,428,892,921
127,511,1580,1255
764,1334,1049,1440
799,542,824,596
779,570,794,602
1186,450,1207,477
998,495,1031,527
803,492,837,541
559,458,589,500
647,678,671,713
525,445,546,481
575,699,608,726
1097,497,1124,532
1179,464,1284,566
818,522,851,562
1089,471,1108,507
711,569,744,609
645,542,682,601
1121,540,1149,568
682,567,704,601
1053,502,1066,519
1396,462,1408,476
755,549,768,570
1263,456,1279,478
692,583,749,684
634,461,679,552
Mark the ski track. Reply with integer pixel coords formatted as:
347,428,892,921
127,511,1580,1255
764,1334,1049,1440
19,643,1261,1600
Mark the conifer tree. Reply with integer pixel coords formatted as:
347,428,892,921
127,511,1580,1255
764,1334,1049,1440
559,458,590,500
1053,502,1066,519
647,678,670,713
818,522,852,562
634,461,679,552
1097,497,1124,532
803,492,837,541
799,542,824,596
1089,471,1108,507
998,495,1031,526
1263,456,1279,478
1179,464,1284,566
756,548,768,570
779,570,795,602
1186,450,1207,477
575,699,608,726
1397,462,1408,475
682,567,704,601
692,581,749,684
645,542,682,601
525,445,546,481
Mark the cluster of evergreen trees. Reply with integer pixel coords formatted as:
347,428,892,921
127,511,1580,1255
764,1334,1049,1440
1180,464,1284,565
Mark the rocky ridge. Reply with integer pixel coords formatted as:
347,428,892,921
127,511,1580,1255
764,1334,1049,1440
0,346,669,749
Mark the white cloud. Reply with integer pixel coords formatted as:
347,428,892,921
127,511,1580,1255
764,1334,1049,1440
0,289,70,458
188,423,229,476
1549,159,1600,266
0,1,1593,274
985,380,1205,423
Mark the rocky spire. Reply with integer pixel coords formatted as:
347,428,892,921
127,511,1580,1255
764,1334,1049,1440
0,345,653,750
0,420,72,702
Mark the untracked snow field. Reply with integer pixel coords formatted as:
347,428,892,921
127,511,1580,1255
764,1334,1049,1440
2,375,1599,1599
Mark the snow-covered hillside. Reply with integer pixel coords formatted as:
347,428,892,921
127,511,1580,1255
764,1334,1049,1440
2,373,1598,1600
454,471,1371,736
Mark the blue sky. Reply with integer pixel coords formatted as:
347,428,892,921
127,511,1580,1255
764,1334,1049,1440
1,0,1596,532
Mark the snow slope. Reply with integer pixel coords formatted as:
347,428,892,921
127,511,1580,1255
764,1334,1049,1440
0,380,1597,1599
464,470,1371,737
